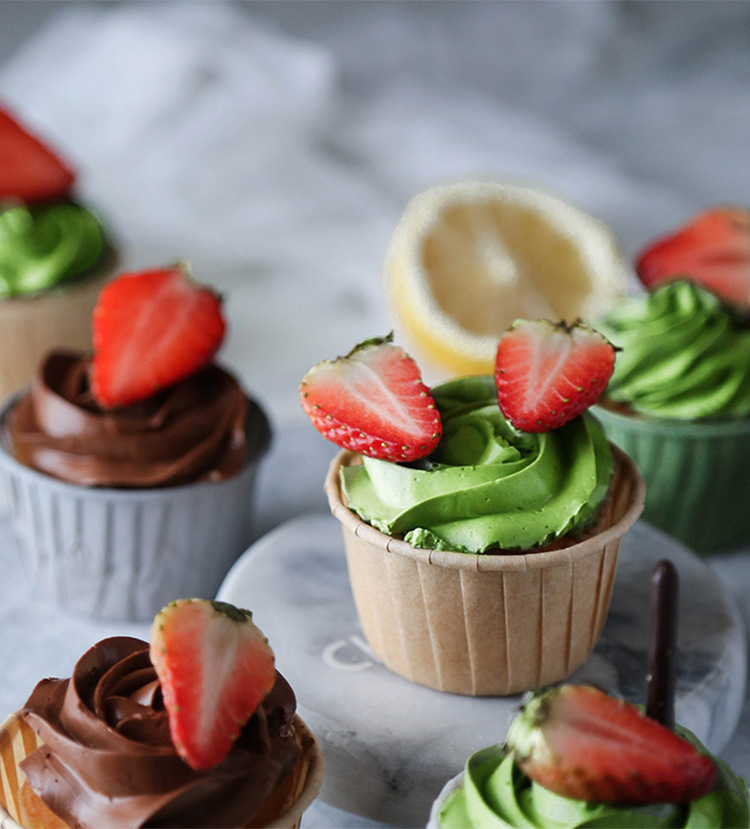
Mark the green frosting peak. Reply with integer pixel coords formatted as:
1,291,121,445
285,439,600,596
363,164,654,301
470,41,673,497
439,734,750,829
340,376,613,553
599,281,750,419
0,203,107,297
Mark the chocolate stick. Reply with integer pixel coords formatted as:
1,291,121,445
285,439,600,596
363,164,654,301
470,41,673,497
646,559,679,729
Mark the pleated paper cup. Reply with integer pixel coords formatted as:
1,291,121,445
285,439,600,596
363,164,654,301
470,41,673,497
0,249,118,403
0,711,324,829
0,395,270,622
592,404,750,554
325,445,644,696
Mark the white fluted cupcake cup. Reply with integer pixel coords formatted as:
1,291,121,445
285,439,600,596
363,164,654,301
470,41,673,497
0,394,270,621
325,445,645,696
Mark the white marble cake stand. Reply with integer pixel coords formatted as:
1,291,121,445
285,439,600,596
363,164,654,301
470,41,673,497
218,515,746,829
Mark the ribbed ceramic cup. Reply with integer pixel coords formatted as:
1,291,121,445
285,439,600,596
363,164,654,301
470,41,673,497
0,248,118,403
593,403,750,554
325,445,645,696
0,393,270,621
0,711,324,829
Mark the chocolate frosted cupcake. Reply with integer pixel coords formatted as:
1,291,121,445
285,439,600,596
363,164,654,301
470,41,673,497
0,104,118,401
0,600,324,828
0,267,271,620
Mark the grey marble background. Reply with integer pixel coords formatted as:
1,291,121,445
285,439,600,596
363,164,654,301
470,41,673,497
0,2,749,826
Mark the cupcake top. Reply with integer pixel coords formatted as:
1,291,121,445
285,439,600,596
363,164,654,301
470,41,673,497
599,280,750,420
21,600,303,828
301,321,617,553
3,265,271,488
340,376,612,551
0,105,112,297
437,685,749,829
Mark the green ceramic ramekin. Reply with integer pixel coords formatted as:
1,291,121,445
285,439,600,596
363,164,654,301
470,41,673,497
592,403,750,554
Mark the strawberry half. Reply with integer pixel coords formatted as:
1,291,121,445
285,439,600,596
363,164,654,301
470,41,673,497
90,265,226,409
636,207,750,310
299,334,442,462
0,105,75,202
506,685,717,805
149,599,277,772
494,319,616,432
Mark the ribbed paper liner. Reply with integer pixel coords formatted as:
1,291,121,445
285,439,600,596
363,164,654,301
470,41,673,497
0,712,324,829
0,252,118,402
325,445,644,696
593,403,750,554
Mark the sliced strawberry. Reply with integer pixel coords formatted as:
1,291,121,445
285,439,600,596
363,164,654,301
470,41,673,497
636,208,750,310
299,334,442,462
506,685,717,805
149,599,276,772
90,265,226,409
494,319,616,433
0,105,75,202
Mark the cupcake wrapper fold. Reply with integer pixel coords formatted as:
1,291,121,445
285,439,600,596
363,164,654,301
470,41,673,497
325,445,644,696
0,711,324,829
593,405,750,554
0,392,267,621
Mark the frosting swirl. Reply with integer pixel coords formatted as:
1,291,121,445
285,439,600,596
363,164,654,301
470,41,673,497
439,740,750,829
340,376,613,552
21,637,301,828
599,280,750,419
0,203,108,297
5,350,270,487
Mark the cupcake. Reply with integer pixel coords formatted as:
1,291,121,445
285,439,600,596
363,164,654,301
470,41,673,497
301,323,644,695
0,104,118,400
429,684,749,828
0,598,324,828
0,265,271,620
593,278,750,553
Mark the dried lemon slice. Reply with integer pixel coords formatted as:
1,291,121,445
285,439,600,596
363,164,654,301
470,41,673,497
384,181,628,379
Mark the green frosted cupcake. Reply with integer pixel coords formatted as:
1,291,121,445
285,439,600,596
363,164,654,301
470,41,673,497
430,685,750,829
593,280,750,553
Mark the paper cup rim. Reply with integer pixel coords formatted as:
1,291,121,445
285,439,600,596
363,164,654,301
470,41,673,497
592,402,750,437
0,710,324,829
0,389,270,501
325,443,645,572
426,770,464,829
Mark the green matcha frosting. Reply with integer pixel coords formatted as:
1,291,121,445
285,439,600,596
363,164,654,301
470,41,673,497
439,734,750,829
599,280,750,419
339,376,614,553
0,203,107,297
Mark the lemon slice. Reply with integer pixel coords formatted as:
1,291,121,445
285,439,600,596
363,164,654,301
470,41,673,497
384,181,628,379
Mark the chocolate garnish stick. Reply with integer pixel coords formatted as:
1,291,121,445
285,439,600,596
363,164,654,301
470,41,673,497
646,559,679,729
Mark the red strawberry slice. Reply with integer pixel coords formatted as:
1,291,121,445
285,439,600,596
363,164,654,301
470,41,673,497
506,685,717,805
494,319,616,433
150,599,276,772
299,334,442,462
90,265,226,409
636,207,750,310
0,105,75,202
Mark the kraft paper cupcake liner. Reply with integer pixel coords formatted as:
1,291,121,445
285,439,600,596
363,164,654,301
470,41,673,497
593,404,750,554
0,711,324,829
0,396,268,622
0,247,118,403
325,445,645,696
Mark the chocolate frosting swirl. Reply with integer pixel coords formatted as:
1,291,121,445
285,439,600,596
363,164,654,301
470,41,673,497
21,637,301,828
6,351,270,487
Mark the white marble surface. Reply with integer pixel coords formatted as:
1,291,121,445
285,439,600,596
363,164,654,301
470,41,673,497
0,2,750,827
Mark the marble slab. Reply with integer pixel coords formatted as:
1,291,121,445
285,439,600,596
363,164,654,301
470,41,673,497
218,514,746,828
